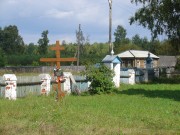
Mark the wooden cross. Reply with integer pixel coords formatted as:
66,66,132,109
40,40,77,100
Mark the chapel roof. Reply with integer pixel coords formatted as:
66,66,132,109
102,55,121,63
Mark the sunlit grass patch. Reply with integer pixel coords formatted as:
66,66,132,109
0,83,180,135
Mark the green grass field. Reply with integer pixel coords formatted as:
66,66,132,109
0,84,180,135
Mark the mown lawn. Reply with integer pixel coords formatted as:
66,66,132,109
0,84,180,135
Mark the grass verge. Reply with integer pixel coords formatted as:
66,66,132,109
0,84,180,135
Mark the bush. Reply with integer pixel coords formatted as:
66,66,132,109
6,55,41,66
85,64,115,94
152,75,180,84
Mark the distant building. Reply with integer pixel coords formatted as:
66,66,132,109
117,50,159,68
158,56,177,68
158,56,177,74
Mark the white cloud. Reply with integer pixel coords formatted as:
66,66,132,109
0,0,154,44
76,7,101,23
45,9,74,19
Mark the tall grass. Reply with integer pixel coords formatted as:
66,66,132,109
0,84,180,135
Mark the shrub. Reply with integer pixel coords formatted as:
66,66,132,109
85,64,115,94
152,75,180,84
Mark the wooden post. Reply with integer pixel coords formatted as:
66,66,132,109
40,40,77,100
108,0,112,54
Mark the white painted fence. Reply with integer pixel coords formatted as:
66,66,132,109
0,74,89,98
0,76,43,98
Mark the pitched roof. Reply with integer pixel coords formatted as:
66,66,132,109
158,56,177,67
117,50,159,59
102,55,121,63
117,50,134,58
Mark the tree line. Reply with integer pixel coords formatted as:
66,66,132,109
0,0,180,67
0,24,179,67
0,1,179,67
0,25,51,67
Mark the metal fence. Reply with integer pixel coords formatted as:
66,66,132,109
0,75,89,98
120,68,157,84
0,76,41,98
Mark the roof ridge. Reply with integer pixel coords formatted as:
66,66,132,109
130,50,149,52
129,50,135,57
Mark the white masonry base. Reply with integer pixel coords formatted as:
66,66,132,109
3,74,17,100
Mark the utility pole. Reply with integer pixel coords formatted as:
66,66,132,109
76,24,85,71
77,24,81,71
108,0,114,55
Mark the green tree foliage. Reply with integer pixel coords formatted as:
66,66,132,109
113,25,130,53
62,43,77,57
61,42,109,66
132,34,143,47
148,40,161,54
6,54,41,66
141,37,149,50
1,24,179,66
85,64,115,94
0,48,7,67
116,44,142,53
131,36,150,50
0,27,2,47
80,43,109,65
155,40,179,55
114,25,127,45
0,25,25,55
38,30,49,55
25,43,38,55
130,0,180,54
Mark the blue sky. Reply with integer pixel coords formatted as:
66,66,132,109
0,0,160,44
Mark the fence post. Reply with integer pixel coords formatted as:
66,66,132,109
3,74,17,100
39,74,51,95
128,69,135,85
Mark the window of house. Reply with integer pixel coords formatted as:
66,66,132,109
137,60,140,68
128,61,131,67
